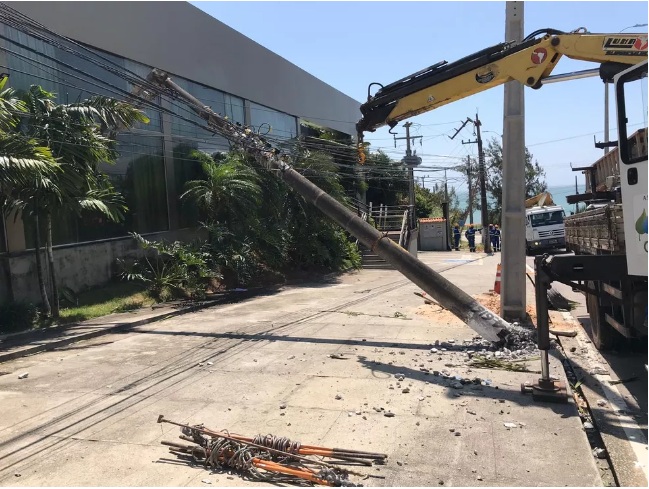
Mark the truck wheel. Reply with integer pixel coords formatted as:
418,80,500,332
586,281,618,351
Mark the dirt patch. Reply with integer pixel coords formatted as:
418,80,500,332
414,303,465,325
415,292,538,326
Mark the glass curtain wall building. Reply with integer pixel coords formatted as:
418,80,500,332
0,1,360,303
0,24,301,248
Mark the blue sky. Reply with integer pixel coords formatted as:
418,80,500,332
191,1,648,189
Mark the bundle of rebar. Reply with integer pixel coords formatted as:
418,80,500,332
157,415,387,487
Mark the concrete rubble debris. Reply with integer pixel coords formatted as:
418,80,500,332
17,372,29,379
503,422,518,429
329,354,348,360
157,415,386,486
593,447,607,459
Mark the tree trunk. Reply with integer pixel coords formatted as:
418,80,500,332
34,209,51,317
46,212,60,318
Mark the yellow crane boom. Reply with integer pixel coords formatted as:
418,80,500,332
356,29,648,141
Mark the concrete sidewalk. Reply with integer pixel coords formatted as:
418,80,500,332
0,251,602,487
0,289,274,363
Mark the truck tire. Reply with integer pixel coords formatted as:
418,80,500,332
586,281,619,351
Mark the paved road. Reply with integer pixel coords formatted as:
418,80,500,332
0,252,601,487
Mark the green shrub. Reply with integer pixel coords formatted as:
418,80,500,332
0,302,38,334
117,233,220,302
341,238,362,271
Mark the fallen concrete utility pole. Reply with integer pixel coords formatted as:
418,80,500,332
142,69,514,344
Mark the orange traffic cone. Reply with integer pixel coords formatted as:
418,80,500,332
494,263,502,295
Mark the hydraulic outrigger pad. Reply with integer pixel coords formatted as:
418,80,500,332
520,349,568,404
521,379,569,403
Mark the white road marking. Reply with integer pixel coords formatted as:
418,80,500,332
562,311,648,480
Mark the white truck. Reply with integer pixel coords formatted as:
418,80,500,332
536,61,648,351
525,200,566,254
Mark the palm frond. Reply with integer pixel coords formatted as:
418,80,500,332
0,132,59,187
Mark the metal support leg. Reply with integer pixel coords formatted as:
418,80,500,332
521,256,568,403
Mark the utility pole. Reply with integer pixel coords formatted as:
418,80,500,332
444,168,449,203
458,115,492,253
394,122,422,226
501,1,526,321
474,113,491,254
467,155,474,224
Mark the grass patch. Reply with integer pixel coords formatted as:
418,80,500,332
57,281,154,324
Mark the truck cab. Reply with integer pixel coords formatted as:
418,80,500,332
525,205,566,253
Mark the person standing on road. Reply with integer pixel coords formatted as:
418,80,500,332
494,225,501,251
465,224,476,252
453,224,461,251
488,224,496,251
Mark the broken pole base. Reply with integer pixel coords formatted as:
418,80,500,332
521,378,569,404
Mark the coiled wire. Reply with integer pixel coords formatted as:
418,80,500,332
252,433,302,459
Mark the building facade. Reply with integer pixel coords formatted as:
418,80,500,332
0,1,361,303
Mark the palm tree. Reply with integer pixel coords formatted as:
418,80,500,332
180,150,262,226
1,77,61,313
4,84,149,317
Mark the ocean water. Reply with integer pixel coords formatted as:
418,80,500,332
455,184,579,225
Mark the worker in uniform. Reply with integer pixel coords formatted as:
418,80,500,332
494,225,501,251
453,224,461,251
488,224,495,250
465,224,476,252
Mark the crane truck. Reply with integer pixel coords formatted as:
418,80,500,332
562,126,647,350
137,27,646,402
355,28,647,396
